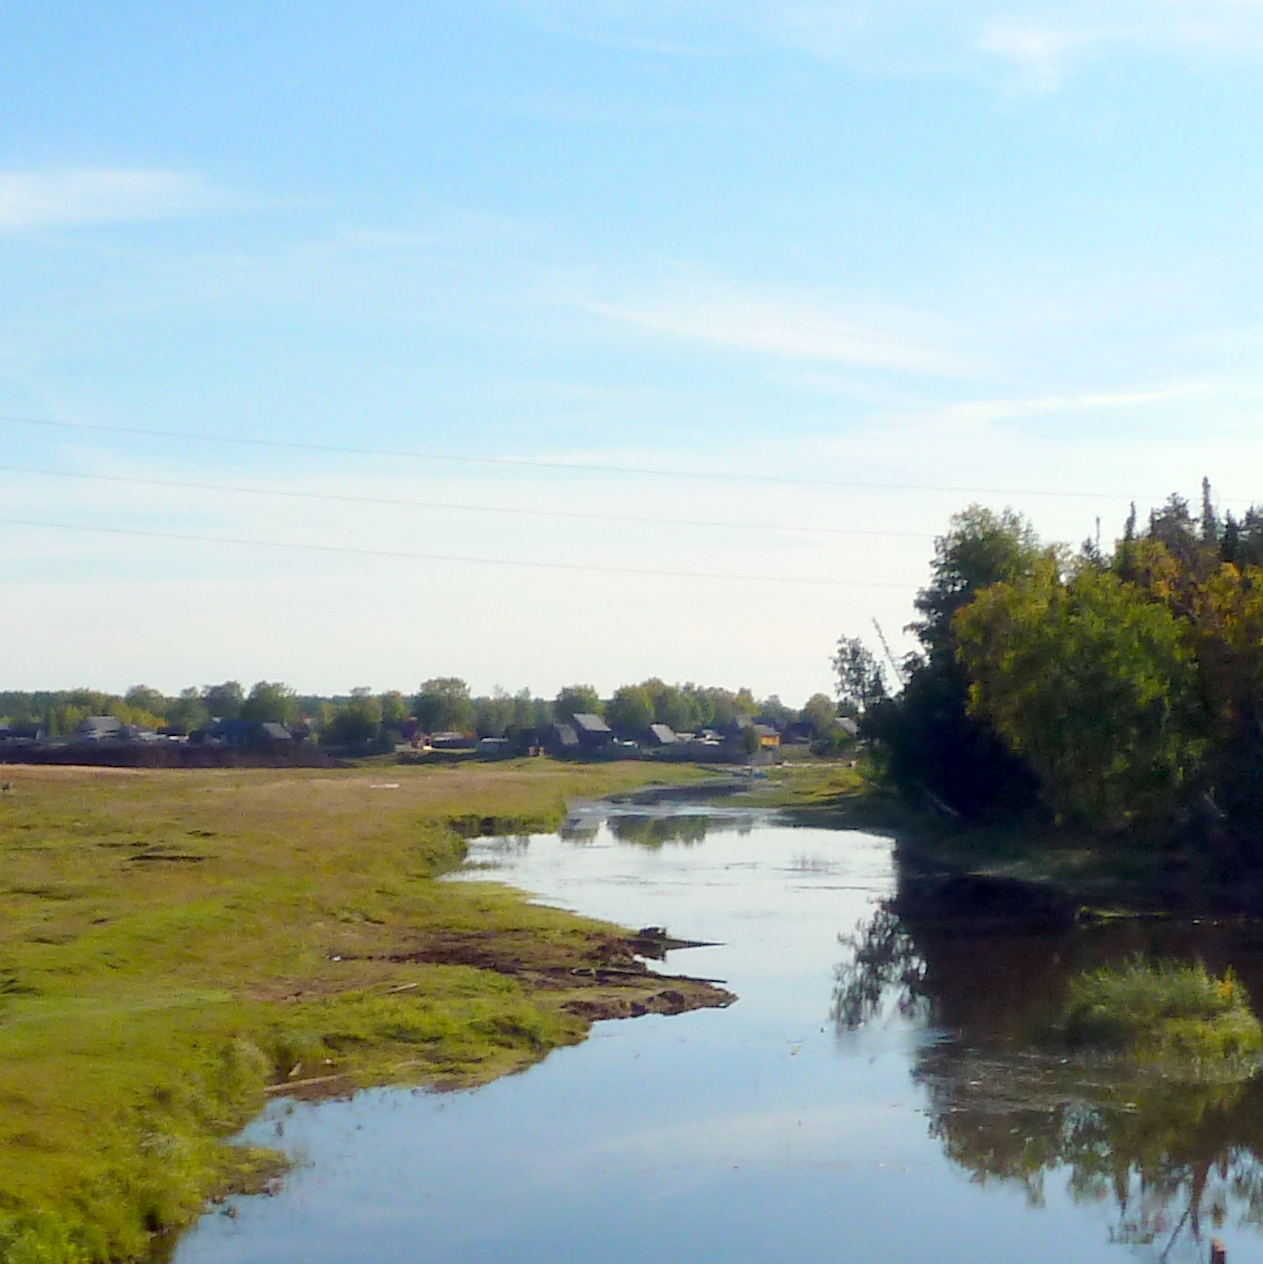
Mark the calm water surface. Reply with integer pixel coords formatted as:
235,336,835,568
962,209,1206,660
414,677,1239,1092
175,805,1263,1263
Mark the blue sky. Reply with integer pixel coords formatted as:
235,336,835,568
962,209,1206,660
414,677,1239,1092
4,1,1263,701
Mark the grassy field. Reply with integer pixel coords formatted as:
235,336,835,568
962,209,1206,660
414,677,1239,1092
0,759,717,1263
738,760,869,814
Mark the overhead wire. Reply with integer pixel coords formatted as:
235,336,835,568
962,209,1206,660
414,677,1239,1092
0,464,935,540
0,516,920,590
0,412,1196,502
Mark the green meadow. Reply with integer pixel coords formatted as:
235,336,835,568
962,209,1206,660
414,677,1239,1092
0,759,712,1263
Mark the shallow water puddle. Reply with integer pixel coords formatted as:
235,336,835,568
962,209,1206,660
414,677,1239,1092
175,807,1263,1263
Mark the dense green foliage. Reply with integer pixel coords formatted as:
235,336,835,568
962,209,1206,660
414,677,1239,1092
851,488,1263,834
957,563,1204,825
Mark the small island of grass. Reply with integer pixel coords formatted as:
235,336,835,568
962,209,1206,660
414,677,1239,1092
1062,958,1263,1071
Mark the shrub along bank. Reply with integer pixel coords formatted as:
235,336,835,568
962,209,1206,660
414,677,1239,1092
0,760,722,1263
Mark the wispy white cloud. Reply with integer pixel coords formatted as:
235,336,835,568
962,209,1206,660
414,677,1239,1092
517,1,1263,87
919,381,1214,430
975,22,1104,91
0,169,240,230
579,271,975,375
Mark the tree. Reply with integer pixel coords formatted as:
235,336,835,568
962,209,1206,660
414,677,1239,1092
832,638,887,714
911,505,1043,660
240,681,299,726
680,683,717,729
202,681,244,720
860,505,1047,817
379,691,408,730
756,695,796,727
511,689,551,736
124,685,166,719
554,684,603,722
801,693,838,741
703,687,755,728
638,679,703,732
165,687,209,735
414,678,474,733
324,688,383,746
955,563,1205,826
607,685,654,737
475,689,515,738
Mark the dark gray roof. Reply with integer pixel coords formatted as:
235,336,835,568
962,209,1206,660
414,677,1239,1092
553,723,580,747
76,716,123,735
260,722,292,740
571,713,611,734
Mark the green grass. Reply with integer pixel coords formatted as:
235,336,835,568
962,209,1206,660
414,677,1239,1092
736,760,867,811
0,759,709,1262
1062,957,1263,1069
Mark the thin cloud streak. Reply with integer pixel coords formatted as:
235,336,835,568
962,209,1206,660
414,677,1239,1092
582,274,975,375
0,169,241,230
519,1,1263,86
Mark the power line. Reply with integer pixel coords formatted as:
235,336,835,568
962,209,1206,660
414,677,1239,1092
0,412,1182,501
0,464,935,541
0,516,920,590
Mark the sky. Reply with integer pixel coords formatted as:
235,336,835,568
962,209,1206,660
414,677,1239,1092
4,0,1263,703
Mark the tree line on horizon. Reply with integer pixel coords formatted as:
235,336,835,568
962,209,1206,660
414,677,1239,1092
840,481,1263,836
0,676,849,753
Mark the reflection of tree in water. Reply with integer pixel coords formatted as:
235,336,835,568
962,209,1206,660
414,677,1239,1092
833,905,928,1029
606,813,750,849
833,901,1263,1260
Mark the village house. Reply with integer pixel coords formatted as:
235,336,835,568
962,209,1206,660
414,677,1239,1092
70,716,124,743
570,713,614,750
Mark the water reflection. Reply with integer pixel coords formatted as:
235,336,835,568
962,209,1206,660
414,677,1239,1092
175,811,1263,1264
835,898,1263,1259
560,808,756,848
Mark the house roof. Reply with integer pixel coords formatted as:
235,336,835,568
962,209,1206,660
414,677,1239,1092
553,723,580,747
260,722,292,741
837,717,860,736
571,713,611,734
78,716,122,734
648,723,677,744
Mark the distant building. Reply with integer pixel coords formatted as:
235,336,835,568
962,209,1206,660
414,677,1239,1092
753,724,781,749
476,736,511,756
647,723,677,746
428,731,474,750
837,717,860,738
71,716,124,743
547,723,580,755
570,713,614,750
259,722,292,742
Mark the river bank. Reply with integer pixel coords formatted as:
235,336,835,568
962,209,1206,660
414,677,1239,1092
174,792,1263,1264
0,760,728,1263
741,761,1263,924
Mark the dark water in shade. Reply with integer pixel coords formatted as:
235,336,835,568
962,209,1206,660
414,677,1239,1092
174,805,1263,1264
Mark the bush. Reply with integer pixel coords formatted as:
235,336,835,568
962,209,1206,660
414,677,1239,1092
1063,958,1263,1068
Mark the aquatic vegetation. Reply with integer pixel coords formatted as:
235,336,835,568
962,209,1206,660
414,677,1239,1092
1062,958,1263,1066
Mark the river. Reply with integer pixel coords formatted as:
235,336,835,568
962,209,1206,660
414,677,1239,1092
174,802,1263,1263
